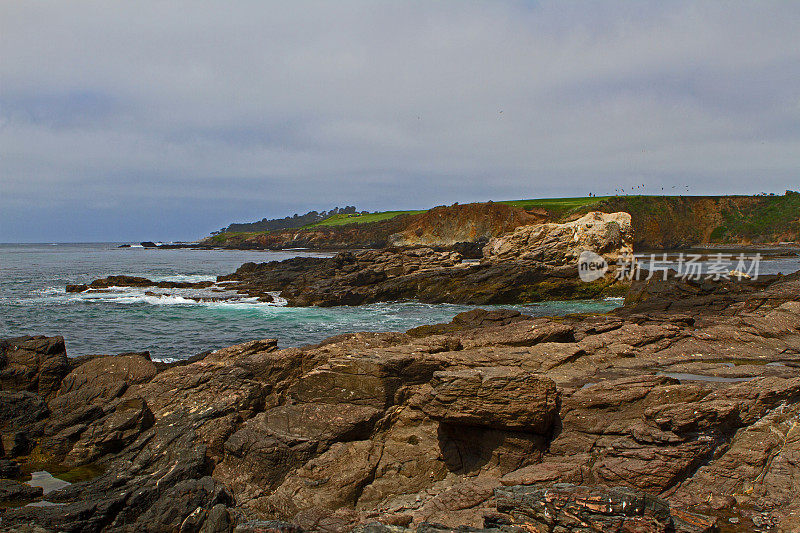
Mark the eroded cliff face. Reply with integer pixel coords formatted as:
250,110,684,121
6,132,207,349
387,203,547,248
206,202,547,251
584,194,800,249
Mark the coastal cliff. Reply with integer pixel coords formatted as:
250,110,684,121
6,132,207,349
583,192,800,249
78,213,635,307
205,202,542,252
205,193,800,251
386,202,547,248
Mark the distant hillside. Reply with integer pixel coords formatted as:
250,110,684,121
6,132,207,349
204,193,800,250
215,206,358,234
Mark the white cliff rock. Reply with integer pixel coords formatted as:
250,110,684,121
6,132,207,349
483,211,633,265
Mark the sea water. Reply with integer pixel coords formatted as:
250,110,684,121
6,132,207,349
2,243,794,362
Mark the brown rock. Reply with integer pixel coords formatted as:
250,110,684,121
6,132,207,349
417,367,557,433
0,335,69,399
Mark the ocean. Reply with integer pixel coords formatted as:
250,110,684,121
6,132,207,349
0,243,628,361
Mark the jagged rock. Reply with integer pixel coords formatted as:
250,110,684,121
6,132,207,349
61,396,155,465
0,391,50,458
254,440,382,526
200,504,234,533
49,353,157,418
288,352,442,409
0,391,50,429
214,403,381,501
0,336,69,399
0,458,21,478
483,211,634,265
4,408,232,533
213,246,623,307
36,353,159,466
0,478,43,504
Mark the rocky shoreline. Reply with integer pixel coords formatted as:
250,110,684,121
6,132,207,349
1,270,799,532
74,212,635,307
3,212,800,532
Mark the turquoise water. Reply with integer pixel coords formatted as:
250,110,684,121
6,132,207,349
0,243,627,361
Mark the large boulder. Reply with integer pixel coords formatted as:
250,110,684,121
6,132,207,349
483,211,633,265
51,353,157,415
214,402,382,502
415,367,558,433
38,353,158,466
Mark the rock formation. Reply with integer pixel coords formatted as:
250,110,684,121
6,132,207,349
215,245,622,307
3,271,800,531
483,211,634,264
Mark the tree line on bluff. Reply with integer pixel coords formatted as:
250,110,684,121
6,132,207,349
213,206,359,234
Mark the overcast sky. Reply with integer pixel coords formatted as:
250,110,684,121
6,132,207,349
1,1,799,242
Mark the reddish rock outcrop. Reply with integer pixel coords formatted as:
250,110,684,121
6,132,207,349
388,202,546,248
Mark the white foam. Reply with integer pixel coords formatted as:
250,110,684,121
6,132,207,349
206,296,287,310
151,274,217,283
66,292,199,305
270,292,288,306
35,286,67,296
57,284,288,309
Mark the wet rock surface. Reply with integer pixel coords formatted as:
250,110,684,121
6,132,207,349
66,275,215,293
0,478,43,505
2,271,799,531
214,247,621,307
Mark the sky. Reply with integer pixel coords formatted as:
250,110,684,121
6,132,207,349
1,1,799,242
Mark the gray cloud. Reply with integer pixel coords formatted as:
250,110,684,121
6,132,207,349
1,1,799,241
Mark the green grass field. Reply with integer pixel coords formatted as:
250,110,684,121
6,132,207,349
207,231,262,243
307,210,426,227
309,197,607,228
498,196,611,214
